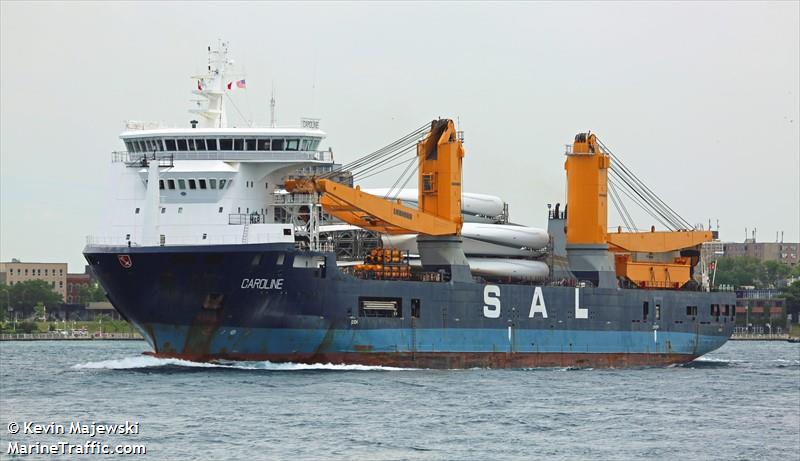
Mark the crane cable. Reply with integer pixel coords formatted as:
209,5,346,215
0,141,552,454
321,123,429,180
596,138,693,231
608,181,635,231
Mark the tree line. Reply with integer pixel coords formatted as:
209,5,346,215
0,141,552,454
0,280,106,320
713,256,800,289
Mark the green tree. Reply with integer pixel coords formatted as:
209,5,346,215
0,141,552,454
75,282,106,304
762,260,792,287
714,256,765,288
6,280,63,319
0,283,8,321
33,302,46,321
782,280,800,324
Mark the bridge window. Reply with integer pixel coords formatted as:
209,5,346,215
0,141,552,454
177,139,188,151
686,305,697,316
178,179,186,189
286,139,299,151
245,139,257,151
135,208,140,214
154,139,163,151
165,139,176,151
258,139,270,151
209,179,217,189
194,139,206,151
199,179,207,190
219,179,226,189
655,304,661,321
159,180,165,190
188,179,197,190
187,138,195,151
642,301,649,321
207,139,218,150
219,139,233,151
234,139,244,151
272,139,285,151
167,179,176,190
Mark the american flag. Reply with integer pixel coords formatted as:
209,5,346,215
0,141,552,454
227,79,246,90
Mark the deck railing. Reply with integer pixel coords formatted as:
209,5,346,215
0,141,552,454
112,150,332,164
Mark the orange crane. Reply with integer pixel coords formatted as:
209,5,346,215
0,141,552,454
565,133,712,289
285,119,464,236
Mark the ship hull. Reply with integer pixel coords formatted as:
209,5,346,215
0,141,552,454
84,243,735,369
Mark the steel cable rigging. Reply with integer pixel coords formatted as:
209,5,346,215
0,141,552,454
317,122,431,201
597,138,693,231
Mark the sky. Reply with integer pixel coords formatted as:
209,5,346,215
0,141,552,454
1,1,798,272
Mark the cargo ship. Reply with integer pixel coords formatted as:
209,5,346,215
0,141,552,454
84,43,735,368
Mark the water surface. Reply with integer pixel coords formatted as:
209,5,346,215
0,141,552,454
1,340,798,460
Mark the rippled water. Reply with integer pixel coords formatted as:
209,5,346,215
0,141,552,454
1,340,798,460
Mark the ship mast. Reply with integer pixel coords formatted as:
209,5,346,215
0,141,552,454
190,40,231,128
270,85,276,128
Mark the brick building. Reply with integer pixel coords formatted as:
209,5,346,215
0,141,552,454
734,288,789,332
724,240,799,267
0,259,68,301
66,266,95,304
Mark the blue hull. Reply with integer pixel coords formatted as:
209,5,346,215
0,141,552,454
84,243,735,368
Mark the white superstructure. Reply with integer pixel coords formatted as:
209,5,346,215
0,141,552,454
94,42,336,248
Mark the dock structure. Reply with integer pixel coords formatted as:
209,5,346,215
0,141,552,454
0,333,143,341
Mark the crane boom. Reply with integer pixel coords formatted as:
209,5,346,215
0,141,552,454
286,119,464,236
607,229,713,253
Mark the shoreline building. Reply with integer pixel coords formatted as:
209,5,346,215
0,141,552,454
66,266,95,304
724,239,799,267
0,259,68,301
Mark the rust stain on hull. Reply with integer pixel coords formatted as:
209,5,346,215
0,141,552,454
149,351,698,369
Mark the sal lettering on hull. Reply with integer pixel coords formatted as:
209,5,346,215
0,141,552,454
574,287,588,319
483,285,501,318
529,287,547,318
482,285,589,320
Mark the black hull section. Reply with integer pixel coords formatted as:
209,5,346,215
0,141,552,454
84,243,735,369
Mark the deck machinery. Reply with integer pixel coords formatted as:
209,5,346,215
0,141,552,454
564,133,712,289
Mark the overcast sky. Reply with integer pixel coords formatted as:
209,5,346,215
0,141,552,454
1,1,798,271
